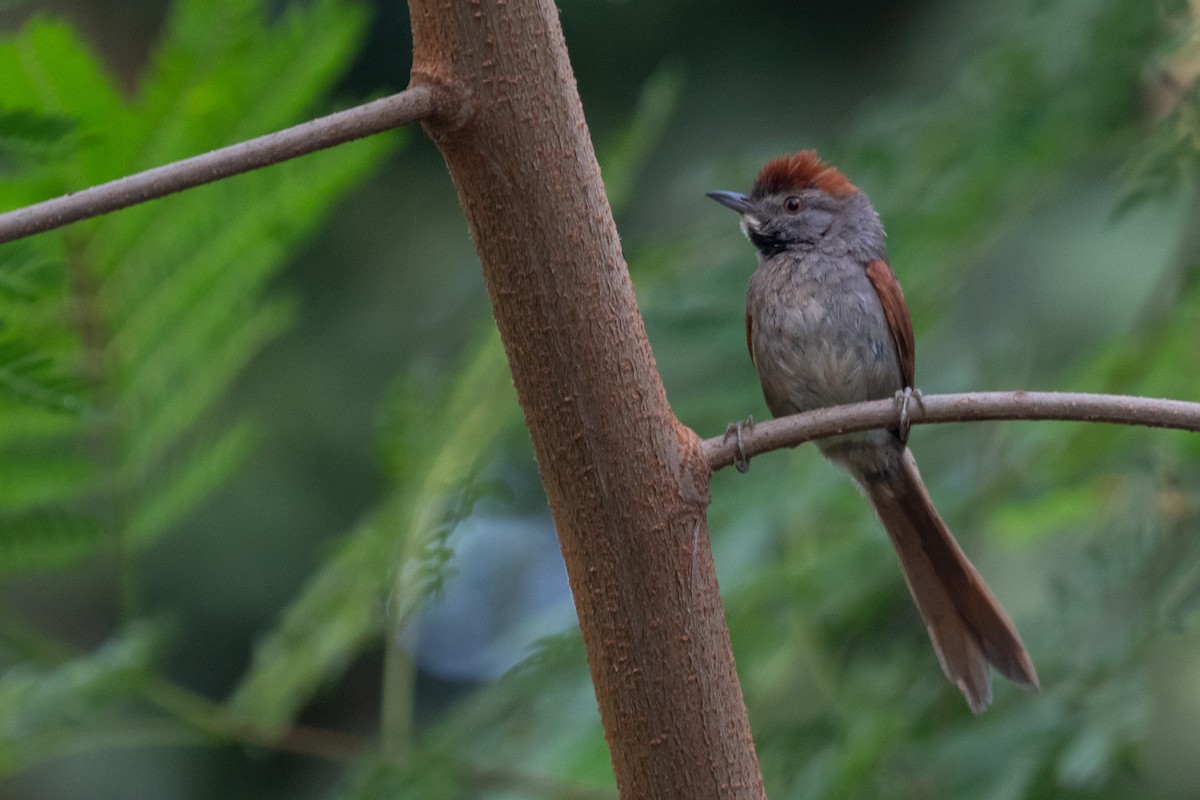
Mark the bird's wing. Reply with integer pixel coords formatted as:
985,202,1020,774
745,309,755,367
865,258,915,388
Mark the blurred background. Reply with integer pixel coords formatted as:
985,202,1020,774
2,0,1200,797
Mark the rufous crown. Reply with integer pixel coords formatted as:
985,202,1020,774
751,150,857,199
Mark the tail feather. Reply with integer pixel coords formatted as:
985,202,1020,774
859,448,1038,713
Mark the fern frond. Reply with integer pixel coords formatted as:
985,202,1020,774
0,109,76,178
125,421,255,547
0,0,396,567
118,299,294,485
0,343,79,413
0,237,84,416
93,0,371,264
226,498,399,730
0,20,126,134
0,621,164,774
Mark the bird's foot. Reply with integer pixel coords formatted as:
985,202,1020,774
893,387,924,444
723,416,755,473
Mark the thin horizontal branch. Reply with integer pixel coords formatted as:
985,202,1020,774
702,391,1200,472
0,86,439,243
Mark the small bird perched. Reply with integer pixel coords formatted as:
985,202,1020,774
708,150,1038,713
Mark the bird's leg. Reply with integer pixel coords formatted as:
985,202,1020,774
723,415,755,473
893,387,925,444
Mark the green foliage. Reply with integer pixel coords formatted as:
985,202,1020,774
0,0,393,575
0,621,166,775
0,110,76,176
337,752,467,800
0,0,395,778
229,329,520,732
598,62,685,214
3,0,1200,797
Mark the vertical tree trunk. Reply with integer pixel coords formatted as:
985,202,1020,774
407,1,765,797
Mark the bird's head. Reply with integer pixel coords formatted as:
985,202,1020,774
708,150,875,258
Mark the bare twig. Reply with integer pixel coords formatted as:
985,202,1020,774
0,86,439,244
702,391,1200,471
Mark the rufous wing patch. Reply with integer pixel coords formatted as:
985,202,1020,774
864,258,915,388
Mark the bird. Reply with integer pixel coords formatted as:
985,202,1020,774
708,150,1038,713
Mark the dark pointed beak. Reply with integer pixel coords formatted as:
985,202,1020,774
706,190,757,215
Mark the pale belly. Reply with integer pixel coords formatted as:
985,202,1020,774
747,267,903,419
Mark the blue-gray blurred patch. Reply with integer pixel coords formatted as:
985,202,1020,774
403,515,576,681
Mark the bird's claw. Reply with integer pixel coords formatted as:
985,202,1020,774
723,416,755,473
894,387,924,443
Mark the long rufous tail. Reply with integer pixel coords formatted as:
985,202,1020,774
859,448,1038,714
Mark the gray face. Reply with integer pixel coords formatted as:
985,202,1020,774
741,190,840,256
708,187,885,262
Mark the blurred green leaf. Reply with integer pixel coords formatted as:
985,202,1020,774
0,0,397,578
229,330,519,731
0,621,165,775
0,0,401,772
599,62,685,214
0,512,101,574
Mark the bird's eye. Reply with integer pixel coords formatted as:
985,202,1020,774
783,196,803,214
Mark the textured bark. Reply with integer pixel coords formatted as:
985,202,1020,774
407,1,764,797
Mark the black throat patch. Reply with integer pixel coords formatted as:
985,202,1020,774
748,229,788,258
